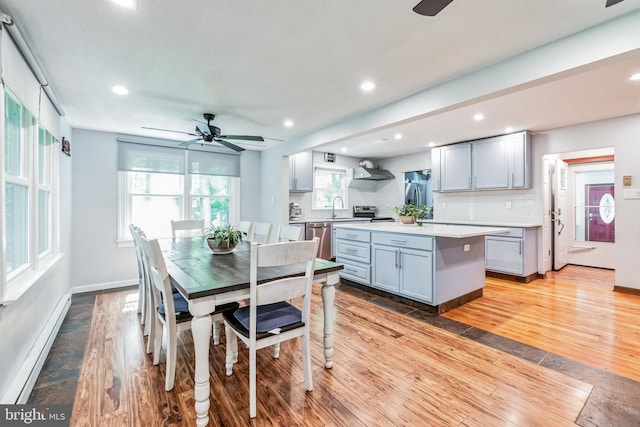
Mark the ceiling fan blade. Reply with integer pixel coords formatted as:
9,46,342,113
413,0,454,16
142,126,198,136
179,138,203,147
605,0,624,7
195,122,210,135
214,138,245,152
217,134,265,142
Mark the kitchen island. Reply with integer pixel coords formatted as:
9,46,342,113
333,222,508,313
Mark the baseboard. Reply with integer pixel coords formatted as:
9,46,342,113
1,292,71,404
613,285,640,296
72,279,138,295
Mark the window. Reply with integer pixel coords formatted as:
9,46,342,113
2,89,58,297
574,169,615,243
117,141,240,241
312,166,347,210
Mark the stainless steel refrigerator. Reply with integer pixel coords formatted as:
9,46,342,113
404,170,433,219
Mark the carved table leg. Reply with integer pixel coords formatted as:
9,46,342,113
321,272,338,368
191,312,213,427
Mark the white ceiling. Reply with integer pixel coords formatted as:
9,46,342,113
1,0,640,156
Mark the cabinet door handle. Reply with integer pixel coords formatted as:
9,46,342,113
346,234,357,238
390,239,407,245
345,248,357,253
511,173,515,187
398,250,402,269
395,249,399,268
519,241,522,255
473,176,477,188
468,177,471,188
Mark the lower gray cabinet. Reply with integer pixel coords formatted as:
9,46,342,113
485,227,537,277
372,232,434,304
335,228,371,285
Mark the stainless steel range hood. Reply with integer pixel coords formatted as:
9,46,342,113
353,160,395,181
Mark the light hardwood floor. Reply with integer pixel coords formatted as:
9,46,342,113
444,265,640,382
67,266,640,426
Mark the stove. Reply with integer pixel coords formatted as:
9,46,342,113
353,206,395,223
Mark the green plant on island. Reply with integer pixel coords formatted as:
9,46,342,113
392,204,431,218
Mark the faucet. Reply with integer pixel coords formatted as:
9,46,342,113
331,196,344,218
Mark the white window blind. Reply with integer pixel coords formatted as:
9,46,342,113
117,142,186,174
187,150,240,177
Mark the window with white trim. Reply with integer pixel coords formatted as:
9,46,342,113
117,141,240,241
311,166,348,210
2,89,58,297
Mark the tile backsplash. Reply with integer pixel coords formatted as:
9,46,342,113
433,190,540,224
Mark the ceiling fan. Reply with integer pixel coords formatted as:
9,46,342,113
142,113,266,152
413,0,624,16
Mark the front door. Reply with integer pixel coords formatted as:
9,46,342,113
587,184,615,243
553,158,569,270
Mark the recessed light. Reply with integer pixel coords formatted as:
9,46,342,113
341,147,348,153
394,133,402,140
360,81,376,92
112,85,129,95
504,127,514,133
111,0,137,10
630,73,640,81
473,113,484,121
283,120,294,128
428,142,436,147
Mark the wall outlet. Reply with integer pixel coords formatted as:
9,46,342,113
506,201,512,209
442,202,447,209
463,244,470,252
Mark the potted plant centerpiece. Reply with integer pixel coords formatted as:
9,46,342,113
392,204,431,224
205,225,244,254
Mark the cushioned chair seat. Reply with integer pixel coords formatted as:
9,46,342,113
223,302,304,340
159,293,239,323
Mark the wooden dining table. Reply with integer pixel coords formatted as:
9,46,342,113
159,236,343,427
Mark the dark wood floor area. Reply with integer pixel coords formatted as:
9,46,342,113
30,266,640,426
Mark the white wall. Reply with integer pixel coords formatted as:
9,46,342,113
0,118,73,402
70,129,262,289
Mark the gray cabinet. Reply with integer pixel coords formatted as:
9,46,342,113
335,228,371,285
507,132,532,189
371,232,434,304
432,132,532,192
472,136,509,189
331,220,370,259
431,146,442,192
485,227,537,277
289,151,313,192
441,143,472,191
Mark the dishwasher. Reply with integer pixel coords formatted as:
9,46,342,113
305,222,332,260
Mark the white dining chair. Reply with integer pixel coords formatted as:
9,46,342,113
138,234,239,391
223,237,319,418
129,224,149,331
250,222,273,244
276,224,304,242
171,219,205,238
237,221,255,241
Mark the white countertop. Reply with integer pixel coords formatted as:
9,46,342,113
289,217,372,224
333,222,510,238
423,219,542,228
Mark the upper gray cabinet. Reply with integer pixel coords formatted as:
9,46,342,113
431,131,532,192
441,143,472,191
289,151,313,192
472,136,509,189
